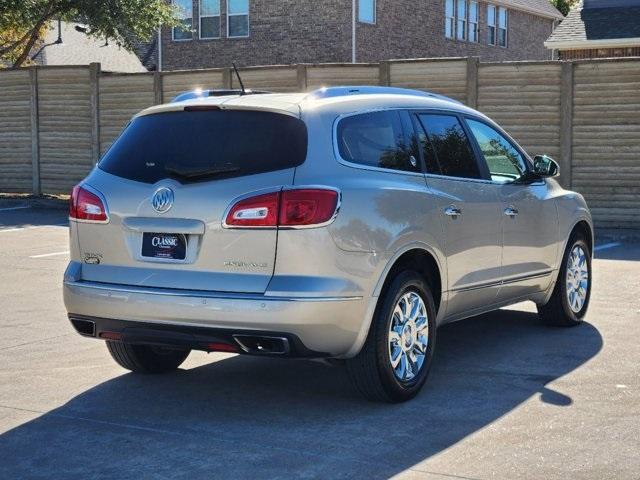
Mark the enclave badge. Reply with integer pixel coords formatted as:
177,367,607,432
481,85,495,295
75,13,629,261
152,187,174,214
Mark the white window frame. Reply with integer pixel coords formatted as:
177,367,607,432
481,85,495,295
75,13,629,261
445,0,455,39
359,0,376,24
457,0,468,41
498,7,508,48
200,0,221,39
487,4,497,46
172,0,193,41
227,0,250,38
469,1,479,43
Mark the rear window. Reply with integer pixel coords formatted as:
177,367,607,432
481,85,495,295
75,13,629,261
99,109,308,184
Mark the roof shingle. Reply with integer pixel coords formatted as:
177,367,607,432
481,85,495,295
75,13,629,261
547,2,640,44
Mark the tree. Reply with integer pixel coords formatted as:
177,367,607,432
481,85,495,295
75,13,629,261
549,0,580,17
0,0,179,68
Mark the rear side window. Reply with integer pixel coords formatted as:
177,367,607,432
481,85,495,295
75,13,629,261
99,110,308,184
337,111,420,173
417,114,481,179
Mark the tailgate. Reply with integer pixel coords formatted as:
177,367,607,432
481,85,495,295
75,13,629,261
73,108,307,294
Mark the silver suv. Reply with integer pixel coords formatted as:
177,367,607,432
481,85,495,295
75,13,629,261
63,86,593,402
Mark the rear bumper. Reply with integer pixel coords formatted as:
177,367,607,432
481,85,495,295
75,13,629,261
63,279,367,357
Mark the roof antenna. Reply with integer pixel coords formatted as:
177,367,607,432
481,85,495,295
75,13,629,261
232,62,246,95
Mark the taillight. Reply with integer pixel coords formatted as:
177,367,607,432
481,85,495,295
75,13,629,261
224,188,339,229
224,191,280,227
69,185,109,223
279,189,339,227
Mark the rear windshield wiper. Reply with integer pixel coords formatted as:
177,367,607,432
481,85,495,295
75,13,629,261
165,162,240,180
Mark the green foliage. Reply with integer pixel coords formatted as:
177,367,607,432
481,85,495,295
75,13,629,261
0,0,179,68
549,0,580,16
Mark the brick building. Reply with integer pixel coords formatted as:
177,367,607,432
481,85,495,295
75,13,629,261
545,0,640,60
159,0,563,70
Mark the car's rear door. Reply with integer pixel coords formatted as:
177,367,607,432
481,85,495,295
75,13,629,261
464,117,558,300
413,112,502,319
74,107,307,294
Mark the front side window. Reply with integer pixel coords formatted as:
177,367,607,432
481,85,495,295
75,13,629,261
228,0,249,38
172,0,193,40
466,119,526,183
445,0,455,39
498,7,508,47
359,0,376,24
469,1,479,42
200,0,221,39
338,111,420,173
487,4,496,46
457,0,467,41
417,114,481,179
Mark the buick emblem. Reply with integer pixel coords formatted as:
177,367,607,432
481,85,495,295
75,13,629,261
152,187,174,213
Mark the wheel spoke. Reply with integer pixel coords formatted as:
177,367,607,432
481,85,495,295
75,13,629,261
393,304,404,323
415,315,428,332
405,353,414,379
390,346,403,368
389,330,401,345
397,352,407,379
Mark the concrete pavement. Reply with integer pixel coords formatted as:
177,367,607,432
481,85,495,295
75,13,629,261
0,205,638,479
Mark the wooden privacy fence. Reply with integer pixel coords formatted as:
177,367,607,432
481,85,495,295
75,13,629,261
1,57,639,229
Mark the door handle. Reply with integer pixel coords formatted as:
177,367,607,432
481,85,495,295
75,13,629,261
445,206,462,217
504,207,519,217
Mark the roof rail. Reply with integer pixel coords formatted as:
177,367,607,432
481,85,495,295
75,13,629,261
171,89,271,103
306,86,461,104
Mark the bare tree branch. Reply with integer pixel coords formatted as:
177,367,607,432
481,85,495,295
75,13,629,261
10,3,59,68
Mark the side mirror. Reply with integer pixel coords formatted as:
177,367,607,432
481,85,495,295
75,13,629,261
533,155,560,178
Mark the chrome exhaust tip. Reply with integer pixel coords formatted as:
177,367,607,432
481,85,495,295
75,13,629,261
70,318,96,337
233,335,291,355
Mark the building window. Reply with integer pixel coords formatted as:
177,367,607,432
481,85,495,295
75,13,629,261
172,0,193,40
200,0,221,39
487,4,496,46
359,0,376,24
469,1,478,42
498,7,508,47
457,0,467,40
445,0,455,39
227,0,249,38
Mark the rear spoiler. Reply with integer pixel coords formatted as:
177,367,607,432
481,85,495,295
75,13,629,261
172,89,271,103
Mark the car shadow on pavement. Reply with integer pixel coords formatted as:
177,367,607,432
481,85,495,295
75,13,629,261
0,309,602,479
0,207,68,230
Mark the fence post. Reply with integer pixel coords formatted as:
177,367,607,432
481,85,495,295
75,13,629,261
29,67,40,195
560,61,574,189
222,67,232,89
89,62,101,164
297,64,308,91
466,57,479,109
153,71,164,104
379,61,391,86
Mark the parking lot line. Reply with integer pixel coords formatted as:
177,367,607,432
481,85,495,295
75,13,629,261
595,242,622,252
0,206,31,212
29,251,69,259
0,223,68,234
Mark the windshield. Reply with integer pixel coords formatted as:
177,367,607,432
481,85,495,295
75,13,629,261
99,109,308,184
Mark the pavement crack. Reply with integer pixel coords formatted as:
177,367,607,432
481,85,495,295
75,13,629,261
0,333,73,352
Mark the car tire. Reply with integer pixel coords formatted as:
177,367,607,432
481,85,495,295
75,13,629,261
106,341,190,374
538,234,592,327
346,271,437,403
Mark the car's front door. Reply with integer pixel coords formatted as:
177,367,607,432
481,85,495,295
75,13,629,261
464,118,558,302
414,113,502,319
